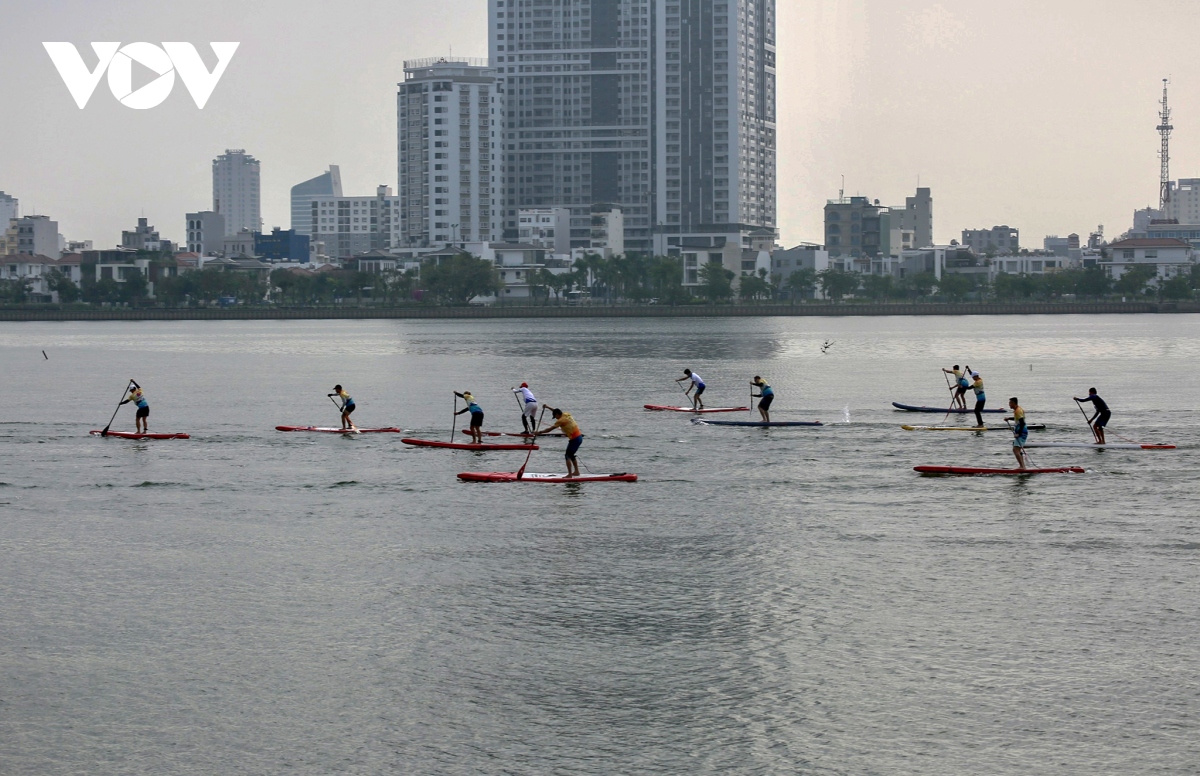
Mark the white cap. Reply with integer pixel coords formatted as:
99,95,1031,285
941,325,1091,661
971,372,980,378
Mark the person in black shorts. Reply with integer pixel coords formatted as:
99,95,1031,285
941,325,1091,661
750,376,774,422
454,391,485,443
1074,387,1111,444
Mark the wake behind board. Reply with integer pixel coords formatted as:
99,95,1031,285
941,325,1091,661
1025,441,1175,450
893,402,1005,414
403,438,537,451
914,465,1085,476
693,419,823,427
458,471,637,483
644,404,751,413
276,425,402,433
902,424,1047,431
90,430,190,440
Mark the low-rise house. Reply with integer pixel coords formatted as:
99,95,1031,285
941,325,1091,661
0,253,82,301
1103,237,1194,280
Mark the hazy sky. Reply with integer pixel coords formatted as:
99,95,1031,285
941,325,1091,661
3,0,1198,249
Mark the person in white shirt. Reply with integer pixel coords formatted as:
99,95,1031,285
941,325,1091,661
675,368,706,410
512,382,539,434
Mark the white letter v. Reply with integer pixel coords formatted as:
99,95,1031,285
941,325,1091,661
43,42,120,109
164,42,239,109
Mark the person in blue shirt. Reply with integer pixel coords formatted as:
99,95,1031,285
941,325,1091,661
751,376,774,422
970,372,986,428
1004,397,1029,469
119,379,150,433
942,364,970,410
454,391,485,443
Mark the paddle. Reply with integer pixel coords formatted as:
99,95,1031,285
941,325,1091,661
450,393,458,442
512,387,526,432
516,405,551,480
1073,398,1098,443
100,380,133,437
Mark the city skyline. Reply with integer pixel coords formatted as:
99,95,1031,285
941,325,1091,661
3,0,1200,250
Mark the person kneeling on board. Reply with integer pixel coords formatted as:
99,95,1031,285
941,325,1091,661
751,376,774,422
676,368,705,410
1004,397,1029,470
534,407,584,479
513,382,539,434
970,371,986,428
120,379,150,434
329,385,357,431
455,391,485,444
1074,387,1111,445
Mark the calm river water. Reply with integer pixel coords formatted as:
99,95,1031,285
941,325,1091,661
1,315,1198,775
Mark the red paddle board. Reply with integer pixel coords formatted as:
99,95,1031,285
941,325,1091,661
914,465,1085,476
643,404,750,413
90,430,190,440
458,471,638,483
276,426,401,433
403,438,537,451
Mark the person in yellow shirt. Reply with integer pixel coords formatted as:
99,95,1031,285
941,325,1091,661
1004,397,1029,470
534,407,584,478
328,385,357,431
969,372,986,428
119,379,150,433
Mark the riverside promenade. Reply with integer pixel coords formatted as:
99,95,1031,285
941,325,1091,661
1,301,1198,321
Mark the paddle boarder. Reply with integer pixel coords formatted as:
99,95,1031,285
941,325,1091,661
329,385,357,431
750,376,774,422
942,365,969,410
455,391,485,444
120,379,150,434
1004,396,1029,470
512,383,539,434
1073,387,1111,445
970,371,986,428
534,407,583,479
676,368,706,410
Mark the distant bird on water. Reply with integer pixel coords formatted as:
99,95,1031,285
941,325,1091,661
821,340,834,354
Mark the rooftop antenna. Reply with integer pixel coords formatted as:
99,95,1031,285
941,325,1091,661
1158,78,1173,212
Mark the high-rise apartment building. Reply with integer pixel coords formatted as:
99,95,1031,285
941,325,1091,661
1166,179,1200,224
0,191,18,228
212,149,262,235
398,59,498,247
291,166,342,237
490,0,776,257
898,187,933,249
309,185,401,258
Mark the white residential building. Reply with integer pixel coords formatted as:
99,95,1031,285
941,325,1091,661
212,149,262,235
1166,178,1200,224
589,205,624,257
309,186,402,258
9,215,59,257
1104,237,1194,280
518,208,571,254
290,165,342,237
185,211,226,255
398,58,497,247
0,253,83,301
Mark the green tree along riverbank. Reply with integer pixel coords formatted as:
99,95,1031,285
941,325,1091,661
4,252,1200,312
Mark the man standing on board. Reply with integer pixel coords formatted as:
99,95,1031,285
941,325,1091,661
329,385,357,431
455,391,485,444
513,383,539,434
751,376,774,422
120,380,150,434
943,364,969,410
1074,387,1111,445
1004,396,1029,470
534,407,584,479
676,368,706,410
970,371,987,428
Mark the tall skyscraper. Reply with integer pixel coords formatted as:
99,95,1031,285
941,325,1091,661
490,0,653,251
489,0,776,257
212,149,262,236
398,58,498,247
290,166,342,237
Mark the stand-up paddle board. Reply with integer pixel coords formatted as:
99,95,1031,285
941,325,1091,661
693,419,823,427
914,465,1085,476
644,404,750,413
461,429,564,438
893,402,1005,414
90,430,190,440
276,426,401,433
1024,441,1175,450
458,471,637,483
403,438,537,451
902,424,1047,431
